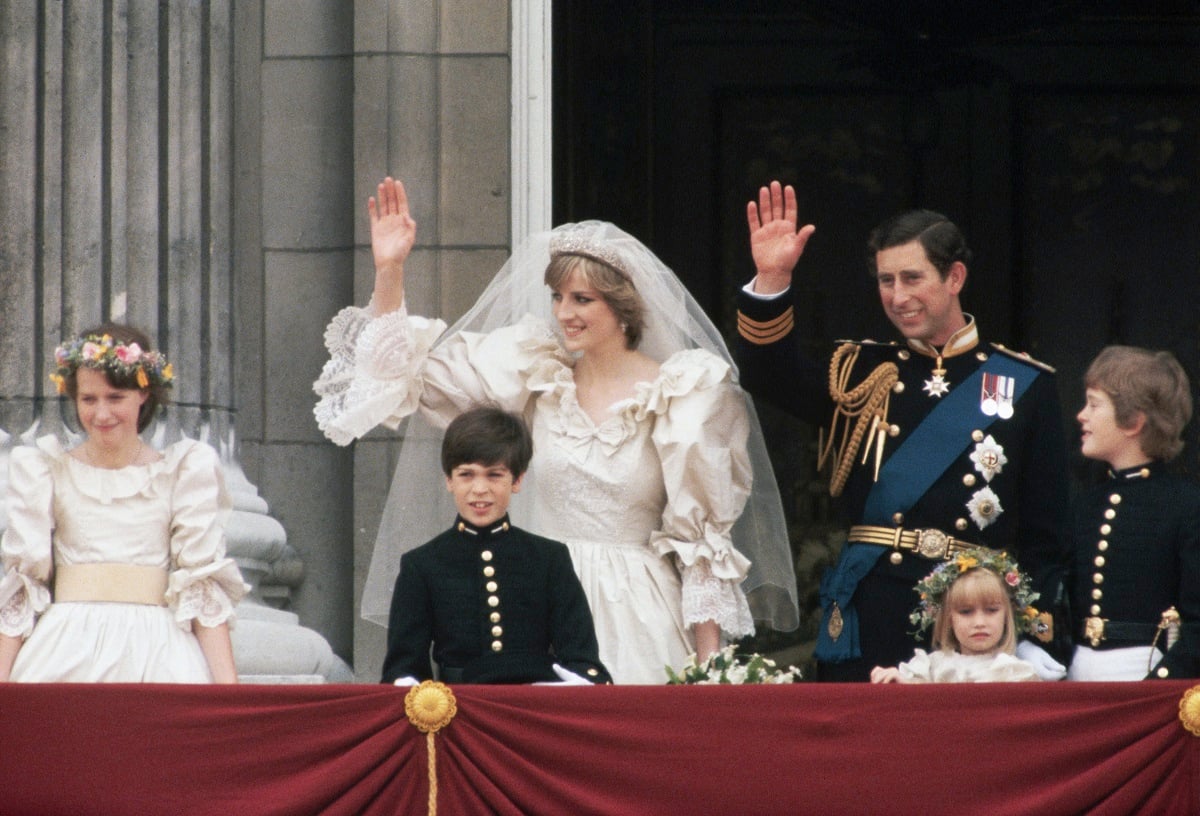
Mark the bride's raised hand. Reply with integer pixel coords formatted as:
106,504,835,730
745,180,816,295
368,177,417,313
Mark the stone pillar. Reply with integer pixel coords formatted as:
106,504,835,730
0,0,349,681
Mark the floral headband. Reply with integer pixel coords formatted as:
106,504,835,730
50,333,174,394
908,547,1046,639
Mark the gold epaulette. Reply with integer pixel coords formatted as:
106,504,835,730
989,343,1056,374
818,342,899,497
737,306,794,345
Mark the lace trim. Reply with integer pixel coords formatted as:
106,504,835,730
0,586,34,639
175,579,237,630
680,558,754,639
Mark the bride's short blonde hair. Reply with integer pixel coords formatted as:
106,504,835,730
544,253,645,350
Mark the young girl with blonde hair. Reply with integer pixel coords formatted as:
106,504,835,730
871,548,1044,683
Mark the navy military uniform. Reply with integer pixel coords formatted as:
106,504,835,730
1071,463,1200,679
736,291,1070,681
381,515,612,684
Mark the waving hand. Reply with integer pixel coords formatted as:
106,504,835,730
746,181,816,295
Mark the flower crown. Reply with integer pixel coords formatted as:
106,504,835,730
908,547,1044,639
50,333,174,394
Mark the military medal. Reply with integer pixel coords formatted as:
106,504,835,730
980,373,999,416
996,375,1015,419
922,354,950,398
969,434,1007,482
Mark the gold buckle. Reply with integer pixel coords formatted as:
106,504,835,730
914,529,949,560
1084,616,1106,647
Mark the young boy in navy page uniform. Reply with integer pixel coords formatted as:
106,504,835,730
1069,346,1200,680
381,406,611,685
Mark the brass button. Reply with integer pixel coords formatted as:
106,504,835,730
1094,556,1105,568
1098,540,1109,552
893,381,905,394
483,566,495,577
887,424,900,437
898,349,911,360
889,552,903,565
976,351,988,362
1104,508,1116,520
486,581,498,593
963,474,976,487
1090,604,1101,615
1100,524,1112,535
490,612,501,623
487,595,500,607
491,640,503,652
481,550,494,562
955,518,968,531
972,430,984,442
491,626,503,637
1109,493,1122,505
892,512,904,525
1092,588,1103,600
587,668,599,676
1092,573,1104,585
1157,667,1169,678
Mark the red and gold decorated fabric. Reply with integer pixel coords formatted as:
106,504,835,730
1,681,1196,815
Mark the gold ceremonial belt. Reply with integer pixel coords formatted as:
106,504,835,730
54,563,169,606
848,525,978,561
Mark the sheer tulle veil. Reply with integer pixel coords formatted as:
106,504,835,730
361,221,799,633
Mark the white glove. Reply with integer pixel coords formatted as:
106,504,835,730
532,663,592,686
392,675,419,687
1016,640,1067,681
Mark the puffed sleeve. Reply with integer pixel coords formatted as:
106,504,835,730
0,445,55,638
314,302,565,443
165,441,249,631
645,349,755,639
897,649,933,683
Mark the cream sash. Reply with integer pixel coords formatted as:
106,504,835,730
54,563,169,606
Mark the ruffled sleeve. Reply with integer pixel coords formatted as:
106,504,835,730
313,304,449,445
313,303,565,443
644,349,755,639
0,442,56,638
165,441,249,630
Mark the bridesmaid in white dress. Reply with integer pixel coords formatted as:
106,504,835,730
0,324,248,683
315,178,798,683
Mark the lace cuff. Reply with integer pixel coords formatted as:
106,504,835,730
0,572,51,639
313,304,447,446
167,559,249,631
680,558,754,639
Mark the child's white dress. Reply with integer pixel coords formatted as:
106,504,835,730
0,437,248,682
897,648,1041,683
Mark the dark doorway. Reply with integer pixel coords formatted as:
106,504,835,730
554,2,1200,666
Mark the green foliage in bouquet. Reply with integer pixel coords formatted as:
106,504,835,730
666,644,802,684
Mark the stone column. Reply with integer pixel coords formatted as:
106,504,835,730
0,0,349,681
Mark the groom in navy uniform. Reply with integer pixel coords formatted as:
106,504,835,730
735,181,1071,682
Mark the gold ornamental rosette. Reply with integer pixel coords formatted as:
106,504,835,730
405,681,459,816
1178,685,1200,737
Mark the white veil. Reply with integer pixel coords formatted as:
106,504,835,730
360,221,799,633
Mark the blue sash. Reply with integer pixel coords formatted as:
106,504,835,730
815,352,1038,663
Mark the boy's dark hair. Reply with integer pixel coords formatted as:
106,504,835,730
1085,345,1192,461
867,209,972,280
441,406,533,477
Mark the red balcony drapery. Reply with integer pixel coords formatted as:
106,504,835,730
1,681,1196,815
